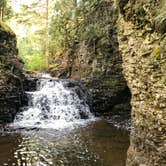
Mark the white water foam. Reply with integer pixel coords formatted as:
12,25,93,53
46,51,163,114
13,74,94,129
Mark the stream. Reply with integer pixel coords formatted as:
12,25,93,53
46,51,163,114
0,74,130,166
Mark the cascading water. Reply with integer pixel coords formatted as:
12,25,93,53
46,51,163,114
1,74,130,166
13,74,94,129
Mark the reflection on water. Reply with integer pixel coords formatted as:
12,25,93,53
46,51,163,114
0,120,129,166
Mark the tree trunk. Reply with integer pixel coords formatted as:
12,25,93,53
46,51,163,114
0,0,5,21
45,0,49,68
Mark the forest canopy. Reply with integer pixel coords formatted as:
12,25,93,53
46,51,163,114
1,0,104,71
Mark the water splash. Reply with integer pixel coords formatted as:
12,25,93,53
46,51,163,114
13,74,94,129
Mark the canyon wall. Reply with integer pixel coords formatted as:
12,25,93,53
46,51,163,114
0,21,26,123
117,0,166,165
70,0,131,115
69,0,166,165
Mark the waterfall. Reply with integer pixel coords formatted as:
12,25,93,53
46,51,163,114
13,74,94,129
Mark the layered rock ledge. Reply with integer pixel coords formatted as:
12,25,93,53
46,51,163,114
0,21,26,123
117,0,166,165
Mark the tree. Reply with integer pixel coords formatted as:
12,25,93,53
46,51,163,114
0,0,5,20
45,0,49,68
0,0,13,21
12,0,52,70
49,0,80,58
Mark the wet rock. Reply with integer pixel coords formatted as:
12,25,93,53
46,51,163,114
68,1,131,115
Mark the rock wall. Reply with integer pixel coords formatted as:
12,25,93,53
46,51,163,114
67,0,166,165
117,0,166,165
70,0,131,114
0,21,26,123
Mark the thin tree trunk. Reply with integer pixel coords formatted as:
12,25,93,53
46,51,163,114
73,0,78,32
0,8,2,20
0,0,5,21
45,0,49,68
2,6,4,21
72,0,78,53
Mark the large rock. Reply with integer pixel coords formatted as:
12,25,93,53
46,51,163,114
117,0,166,165
0,21,26,123
70,0,131,115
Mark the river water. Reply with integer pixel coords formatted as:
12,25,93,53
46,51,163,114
0,74,130,166
0,120,129,166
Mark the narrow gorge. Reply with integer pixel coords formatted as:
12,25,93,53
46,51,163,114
0,0,165,166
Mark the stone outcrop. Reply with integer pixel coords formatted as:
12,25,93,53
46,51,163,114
0,21,26,123
70,0,131,115
117,0,166,165
59,0,165,165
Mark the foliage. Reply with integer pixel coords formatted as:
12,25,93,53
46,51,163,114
10,0,47,71
18,36,46,71
26,54,46,71
49,0,78,57
49,0,109,59
0,0,13,21
153,45,161,60
0,20,14,34
8,0,107,71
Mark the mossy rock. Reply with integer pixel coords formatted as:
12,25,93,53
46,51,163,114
0,20,15,36
102,76,120,88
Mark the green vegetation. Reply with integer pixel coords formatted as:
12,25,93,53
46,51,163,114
103,76,120,88
153,45,161,60
26,54,46,71
0,0,13,21
6,0,107,72
0,20,14,35
0,0,114,72
9,0,48,71
49,0,79,58
18,36,46,71
49,0,114,70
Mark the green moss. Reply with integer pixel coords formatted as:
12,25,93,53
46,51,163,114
153,45,161,60
0,20,15,35
103,76,119,88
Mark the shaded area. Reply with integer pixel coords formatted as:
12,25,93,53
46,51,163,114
0,21,26,123
66,0,132,115
0,120,130,166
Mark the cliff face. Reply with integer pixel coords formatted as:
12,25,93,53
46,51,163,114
0,21,25,123
71,0,131,114
66,0,165,165
117,0,166,165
